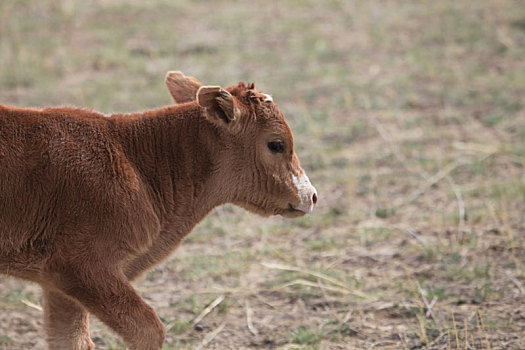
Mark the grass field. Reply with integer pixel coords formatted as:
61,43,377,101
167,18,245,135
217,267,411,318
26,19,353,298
1,0,524,349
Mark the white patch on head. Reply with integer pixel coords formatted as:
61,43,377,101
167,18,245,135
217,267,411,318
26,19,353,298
262,93,273,102
291,173,317,213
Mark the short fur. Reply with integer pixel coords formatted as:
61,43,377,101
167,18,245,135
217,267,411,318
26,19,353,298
0,72,315,350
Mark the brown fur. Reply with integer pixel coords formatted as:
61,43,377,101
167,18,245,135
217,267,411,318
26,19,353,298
0,72,315,349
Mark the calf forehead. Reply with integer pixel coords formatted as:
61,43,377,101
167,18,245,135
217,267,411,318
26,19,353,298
225,82,291,136
258,107,292,135
255,99,283,121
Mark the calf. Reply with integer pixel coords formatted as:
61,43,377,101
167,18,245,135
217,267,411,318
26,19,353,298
0,71,317,350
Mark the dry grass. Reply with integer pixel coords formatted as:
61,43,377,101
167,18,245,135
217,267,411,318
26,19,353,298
1,0,524,349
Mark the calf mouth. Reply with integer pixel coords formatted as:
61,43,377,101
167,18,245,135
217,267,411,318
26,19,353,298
280,204,307,218
241,200,306,218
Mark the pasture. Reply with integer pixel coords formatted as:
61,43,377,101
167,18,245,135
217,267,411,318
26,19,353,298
0,0,524,349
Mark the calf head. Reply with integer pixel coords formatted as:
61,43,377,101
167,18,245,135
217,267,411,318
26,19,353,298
166,71,317,218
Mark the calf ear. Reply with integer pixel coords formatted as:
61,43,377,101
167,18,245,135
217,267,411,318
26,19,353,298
165,71,203,104
197,86,241,124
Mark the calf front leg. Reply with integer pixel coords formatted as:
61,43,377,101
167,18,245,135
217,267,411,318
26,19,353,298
47,266,166,350
43,288,94,350
125,230,182,281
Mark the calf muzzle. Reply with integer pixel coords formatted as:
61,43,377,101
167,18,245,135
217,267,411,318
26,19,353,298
292,173,317,214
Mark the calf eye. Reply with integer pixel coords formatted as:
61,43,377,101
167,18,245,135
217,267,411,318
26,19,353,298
268,140,285,153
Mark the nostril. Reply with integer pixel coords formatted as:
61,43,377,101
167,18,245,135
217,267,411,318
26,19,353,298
312,192,318,205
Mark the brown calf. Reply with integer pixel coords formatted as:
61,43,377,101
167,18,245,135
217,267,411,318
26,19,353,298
0,71,317,349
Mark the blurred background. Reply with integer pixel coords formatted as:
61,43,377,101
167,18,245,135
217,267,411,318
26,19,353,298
1,0,524,349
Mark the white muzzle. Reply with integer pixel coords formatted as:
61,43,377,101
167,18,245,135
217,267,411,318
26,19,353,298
292,173,317,213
